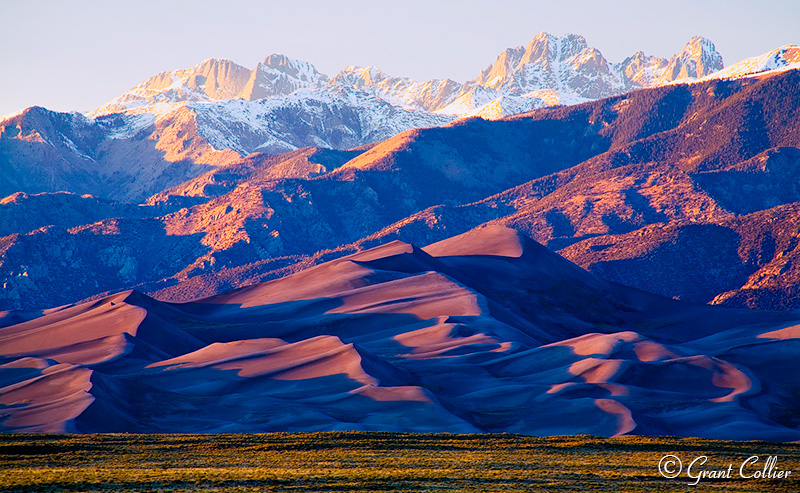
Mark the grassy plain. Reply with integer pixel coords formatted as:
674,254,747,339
1,433,798,492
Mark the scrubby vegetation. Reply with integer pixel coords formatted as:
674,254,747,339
1,433,798,492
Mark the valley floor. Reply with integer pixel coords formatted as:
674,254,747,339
1,433,798,492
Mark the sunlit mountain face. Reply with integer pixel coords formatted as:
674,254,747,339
1,34,799,438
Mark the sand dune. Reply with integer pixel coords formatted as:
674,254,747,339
0,359,94,433
0,226,798,439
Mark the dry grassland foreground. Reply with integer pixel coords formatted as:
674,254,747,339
1,433,799,492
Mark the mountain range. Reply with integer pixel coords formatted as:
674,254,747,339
91,33,725,119
1,33,734,203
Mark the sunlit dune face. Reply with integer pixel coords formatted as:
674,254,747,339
327,272,484,319
215,259,377,308
149,336,377,386
422,225,525,258
707,360,752,403
594,398,636,437
348,241,414,261
0,362,94,432
257,342,376,385
0,300,146,356
546,382,573,394
632,340,679,362
147,338,286,370
555,358,629,397
550,332,680,363
0,356,50,370
551,332,640,356
757,323,800,340
568,358,623,384
667,356,753,403
351,385,431,403
493,342,513,352
31,333,132,366
392,318,456,348
393,318,510,358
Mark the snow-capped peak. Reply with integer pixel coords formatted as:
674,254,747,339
656,36,724,83
329,66,462,112
259,54,329,84
238,54,329,101
702,45,800,81
330,66,388,88
90,55,329,116
474,32,622,99
523,32,589,65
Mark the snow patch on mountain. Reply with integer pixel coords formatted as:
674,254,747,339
330,66,463,111
90,68,215,117
188,89,453,155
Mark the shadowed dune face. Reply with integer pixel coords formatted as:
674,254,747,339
0,226,799,439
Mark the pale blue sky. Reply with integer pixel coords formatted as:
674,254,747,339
1,0,798,115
